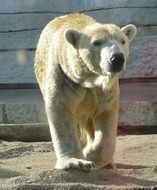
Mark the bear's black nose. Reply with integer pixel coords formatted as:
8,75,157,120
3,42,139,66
110,53,124,65
109,53,125,73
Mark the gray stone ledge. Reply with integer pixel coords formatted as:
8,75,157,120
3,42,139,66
1,100,156,125
120,101,157,126
0,123,50,141
0,88,156,126
0,123,157,142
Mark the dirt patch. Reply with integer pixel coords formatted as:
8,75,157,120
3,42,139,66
0,135,157,189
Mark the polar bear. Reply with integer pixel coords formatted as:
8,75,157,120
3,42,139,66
35,13,137,171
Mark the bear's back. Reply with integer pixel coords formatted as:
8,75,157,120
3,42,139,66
46,13,95,32
35,13,95,92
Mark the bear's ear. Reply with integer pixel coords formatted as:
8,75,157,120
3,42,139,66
65,29,81,48
121,24,137,42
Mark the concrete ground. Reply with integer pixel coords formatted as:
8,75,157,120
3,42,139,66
0,135,157,190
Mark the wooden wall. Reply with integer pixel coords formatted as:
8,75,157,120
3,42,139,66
0,0,157,84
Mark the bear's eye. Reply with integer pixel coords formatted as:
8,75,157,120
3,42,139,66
121,39,126,45
93,40,102,46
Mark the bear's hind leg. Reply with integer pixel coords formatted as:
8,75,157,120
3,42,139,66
83,107,118,169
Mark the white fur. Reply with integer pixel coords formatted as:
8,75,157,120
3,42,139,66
35,13,137,171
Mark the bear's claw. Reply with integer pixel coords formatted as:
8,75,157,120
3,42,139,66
56,158,95,171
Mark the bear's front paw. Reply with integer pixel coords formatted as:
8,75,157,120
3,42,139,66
55,157,95,171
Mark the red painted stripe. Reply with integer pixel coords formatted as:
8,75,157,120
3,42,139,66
118,125,157,135
119,77,157,84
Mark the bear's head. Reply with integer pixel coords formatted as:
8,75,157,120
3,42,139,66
65,23,137,76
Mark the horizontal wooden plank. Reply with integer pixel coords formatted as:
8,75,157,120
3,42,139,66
0,13,61,32
0,8,157,32
0,51,36,83
0,30,41,50
0,26,156,50
87,8,157,27
0,0,156,14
